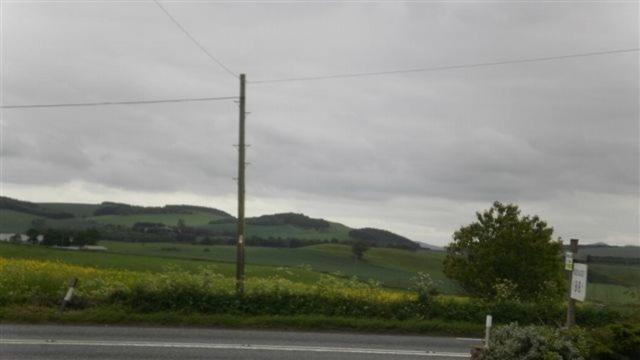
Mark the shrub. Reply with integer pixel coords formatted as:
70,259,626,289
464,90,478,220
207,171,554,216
479,323,588,359
589,322,640,360
411,272,440,302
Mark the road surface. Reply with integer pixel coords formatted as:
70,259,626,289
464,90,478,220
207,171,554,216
0,324,481,359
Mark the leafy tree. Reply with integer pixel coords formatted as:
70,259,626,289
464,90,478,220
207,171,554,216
26,228,40,244
9,233,23,244
443,201,564,301
351,240,370,261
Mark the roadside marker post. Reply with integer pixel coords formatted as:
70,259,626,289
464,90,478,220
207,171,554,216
484,315,492,349
59,278,78,314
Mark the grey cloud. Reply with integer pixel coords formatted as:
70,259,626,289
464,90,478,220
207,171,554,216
1,1,638,245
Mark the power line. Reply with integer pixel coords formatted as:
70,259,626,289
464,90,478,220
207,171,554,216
0,96,238,109
153,0,238,79
250,48,639,84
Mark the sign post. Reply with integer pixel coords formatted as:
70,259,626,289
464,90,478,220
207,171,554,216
564,239,587,328
570,263,588,302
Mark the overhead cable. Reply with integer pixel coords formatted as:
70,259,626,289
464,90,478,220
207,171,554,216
0,96,238,109
250,48,639,84
153,0,238,78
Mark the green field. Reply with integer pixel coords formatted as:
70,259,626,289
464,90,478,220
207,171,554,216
89,212,223,227
589,263,640,287
0,242,453,291
0,209,42,233
198,221,353,241
587,283,639,305
3,241,640,305
0,243,322,284
38,203,101,217
100,241,457,292
0,241,451,289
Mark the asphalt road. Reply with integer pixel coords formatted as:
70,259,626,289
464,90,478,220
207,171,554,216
0,324,481,359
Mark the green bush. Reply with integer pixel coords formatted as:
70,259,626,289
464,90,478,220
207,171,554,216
589,322,640,360
411,272,440,302
479,323,588,360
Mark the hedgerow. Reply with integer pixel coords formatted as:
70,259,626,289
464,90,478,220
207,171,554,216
0,258,620,326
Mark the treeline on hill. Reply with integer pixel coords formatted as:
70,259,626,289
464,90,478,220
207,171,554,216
102,223,341,248
349,228,420,251
24,228,100,246
0,196,74,219
100,221,420,250
93,202,232,218
211,213,330,230
0,197,233,219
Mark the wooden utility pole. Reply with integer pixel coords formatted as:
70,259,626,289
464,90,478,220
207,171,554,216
565,238,579,327
236,73,246,295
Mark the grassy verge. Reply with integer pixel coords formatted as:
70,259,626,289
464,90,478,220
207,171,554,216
0,305,484,336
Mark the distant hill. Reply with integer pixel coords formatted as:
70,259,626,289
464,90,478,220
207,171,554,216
212,212,330,230
570,243,640,260
93,202,233,218
349,228,420,251
418,242,444,252
0,196,74,219
0,196,420,250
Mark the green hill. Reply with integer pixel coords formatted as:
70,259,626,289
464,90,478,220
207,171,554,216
575,244,640,259
0,196,420,249
0,209,43,233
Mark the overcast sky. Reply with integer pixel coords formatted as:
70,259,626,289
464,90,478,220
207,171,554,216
1,1,638,246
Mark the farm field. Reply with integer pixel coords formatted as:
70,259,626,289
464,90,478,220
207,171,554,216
206,222,353,241
588,263,640,287
101,241,457,292
37,203,101,217
587,283,638,305
88,212,224,227
2,242,639,305
0,257,623,334
0,209,41,233
0,242,453,291
0,243,322,284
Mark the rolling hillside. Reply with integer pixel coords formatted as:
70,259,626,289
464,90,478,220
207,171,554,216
0,196,420,249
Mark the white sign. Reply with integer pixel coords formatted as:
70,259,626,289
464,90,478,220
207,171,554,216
565,252,573,271
570,263,588,301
